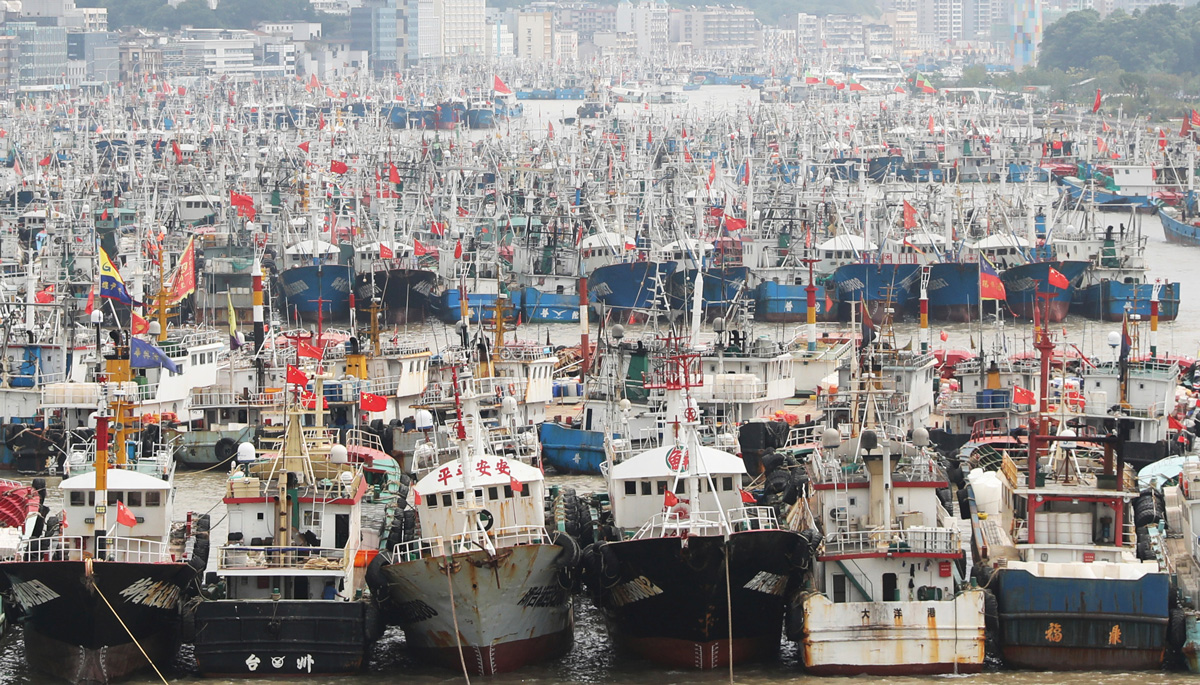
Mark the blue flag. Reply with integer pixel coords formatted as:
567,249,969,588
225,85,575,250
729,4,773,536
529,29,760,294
130,337,179,373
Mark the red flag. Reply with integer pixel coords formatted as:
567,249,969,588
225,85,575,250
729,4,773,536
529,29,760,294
510,475,524,493
318,113,326,130
1013,385,1036,405
894,86,905,94
388,162,401,184
230,191,254,208
413,489,422,505
298,141,310,153
177,85,186,96
171,140,183,164
493,75,513,95
131,312,149,335
297,340,323,359
84,286,95,314
301,390,328,410
456,206,469,217
329,160,348,174
38,154,51,167
724,217,747,231
663,490,678,508
1158,128,1167,150
413,239,428,256
454,240,463,259
548,122,554,139
34,285,54,303
902,200,917,229
1170,415,1185,431
1047,267,1069,289
683,144,692,163
379,243,394,259
1182,114,1192,138
360,392,386,412
928,115,935,134
116,500,137,527
1092,89,1102,113
739,489,756,504
287,364,309,385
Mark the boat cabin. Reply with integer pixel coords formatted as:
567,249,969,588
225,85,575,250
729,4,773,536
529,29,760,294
607,443,746,531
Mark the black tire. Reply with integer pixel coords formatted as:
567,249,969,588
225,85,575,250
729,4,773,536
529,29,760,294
1169,609,1187,650
214,437,238,463
765,470,789,495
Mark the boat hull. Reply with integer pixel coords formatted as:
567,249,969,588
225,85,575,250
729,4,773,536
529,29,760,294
587,261,677,317
830,263,921,321
539,422,605,475
192,599,371,676
1000,260,1089,322
376,544,572,676
752,281,837,323
519,287,580,323
278,264,353,322
0,560,196,684
994,567,1169,670
666,266,749,315
596,530,802,670
927,262,983,323
1071,280,1180,322
354,268,436,324
793,590,987,675
1159,209,1200,246
436,289,517,324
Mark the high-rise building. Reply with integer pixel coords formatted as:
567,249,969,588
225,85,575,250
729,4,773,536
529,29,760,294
1011,0,1041,68
616,0,667,58
4,22,68,88
67,31,118,82
350,4,397,74
668,6,760,52
404,0,485,62
514,10,553,59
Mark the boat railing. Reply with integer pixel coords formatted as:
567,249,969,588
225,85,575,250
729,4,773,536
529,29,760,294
377,341,431,358
495,345,555,362
705,379,769,401
726,506,780,532
218,545,351,572
15,535,171,563
190,387,286,409
391,524,549,561
822,526,959,556
632,510,729,539
784,424,823,448
346,428,385,453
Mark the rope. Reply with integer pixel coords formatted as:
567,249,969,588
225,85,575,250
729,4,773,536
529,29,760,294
725,539,734,684
443,560,472,685
93,583,170,685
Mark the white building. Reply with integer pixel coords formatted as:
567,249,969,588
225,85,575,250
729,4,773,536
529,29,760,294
616,0,667,58
442,0,486,56
553,28,578,60
485,19,514,58
513,10,553,59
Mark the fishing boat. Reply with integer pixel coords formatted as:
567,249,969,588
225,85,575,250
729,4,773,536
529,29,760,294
789,334,987,674
1000,260,1090,322
965,306,1171,670
0,339,208,683
1158,204,1200,246
352,241,437,324
1056,218,1180,322
586,338,811,669
370,380,577,675
191,369,397,676
277,238,353,324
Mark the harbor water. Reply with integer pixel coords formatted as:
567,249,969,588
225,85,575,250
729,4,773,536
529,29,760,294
1,86,1199,683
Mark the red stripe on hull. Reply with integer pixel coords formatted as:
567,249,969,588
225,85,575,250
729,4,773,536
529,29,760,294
413,627,572,676
616,635,779,670
805,661,984,676
1002,645,1164,671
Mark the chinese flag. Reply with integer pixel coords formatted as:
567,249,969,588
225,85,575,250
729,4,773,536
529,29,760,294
454,240,463,259
1047,267,1069,289
329,160,348,174
413,489,423,505
388,162,401,184
663,490,678,507
740,489,756,503
286,364,309,385
297,340,323,359
38,154,51,167
1013,385,1036,405
360,392,386,412
298,141,310,153
131,312,149,335
902,200,917,229
34,285,54,303
510,475,523,493
414,239,428,256
84,286,95,315
1093,88,1102,113
116,500,137,527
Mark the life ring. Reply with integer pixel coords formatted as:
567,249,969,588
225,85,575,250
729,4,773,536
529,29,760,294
478,509,494,532
508,383,517,396
668,501,690,520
